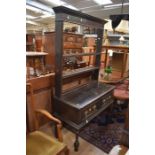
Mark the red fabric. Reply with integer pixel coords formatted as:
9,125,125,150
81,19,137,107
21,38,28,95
113,89,129,100
115,84,128,90
123,80,129,85
113,79,129,100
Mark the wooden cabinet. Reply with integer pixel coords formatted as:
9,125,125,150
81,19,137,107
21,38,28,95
83,34,96,47
52,6,115,151
26,33,43,52
63,33,83,49
35,34,43,52
26,34,35,51
43,32,55,69
26,52,48,79
26,52,55,132
43,32,83,71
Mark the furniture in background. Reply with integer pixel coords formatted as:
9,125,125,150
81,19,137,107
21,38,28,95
101,45,129,83
26,83,69,155
53,6,115,151
83,45,129,84
106,32,129,47
26,47,55,132
26,52,48,78
43,31,83,71
26,73,55,131
35,33,43,52
109,145,128,155
26,34,35,51
83,34,96,47
26,33,43,52
82,46,95,66
113,79,129,147
81,33,129,84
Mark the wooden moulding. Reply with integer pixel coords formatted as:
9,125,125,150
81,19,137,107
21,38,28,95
26,73,55,93
102,45,129,53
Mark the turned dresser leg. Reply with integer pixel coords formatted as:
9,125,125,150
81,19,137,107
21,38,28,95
74,133,79,151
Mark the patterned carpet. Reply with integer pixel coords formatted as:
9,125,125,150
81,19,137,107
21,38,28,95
79,109,125,153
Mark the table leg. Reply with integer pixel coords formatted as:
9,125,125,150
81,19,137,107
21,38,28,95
33,57,37,76
121,53,127,78
124,103,129,130
74,133,80,151
40,56,45,75
104,49,108,68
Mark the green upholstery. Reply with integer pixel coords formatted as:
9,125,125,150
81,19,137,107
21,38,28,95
27,131,67,155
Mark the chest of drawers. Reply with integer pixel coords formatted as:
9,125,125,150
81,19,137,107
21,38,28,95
54,81,115,130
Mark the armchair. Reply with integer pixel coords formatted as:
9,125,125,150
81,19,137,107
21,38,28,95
26,83,69,155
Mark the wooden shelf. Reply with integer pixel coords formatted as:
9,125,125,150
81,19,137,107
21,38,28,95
102,45,129,52
26,52,48,56
63,47,82,49
27,72,55,80
100,79,124,84
63,66,99,79
108,34,129,38
84,34,97,38
84,34,129,38
63,32,83,35
101,51,124,54
63,52,98,57
26,42,34,46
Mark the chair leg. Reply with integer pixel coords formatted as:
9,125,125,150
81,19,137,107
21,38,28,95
57,146,69,155
65,147,69,155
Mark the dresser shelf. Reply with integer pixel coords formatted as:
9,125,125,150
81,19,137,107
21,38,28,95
26,51,48,56
63,52,99,57
63,66,99,79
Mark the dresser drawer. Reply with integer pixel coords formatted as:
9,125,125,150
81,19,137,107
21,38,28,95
64,35,76,42
76,37,83,43
81,92,114,122
63,42,74,48
75,43,83,48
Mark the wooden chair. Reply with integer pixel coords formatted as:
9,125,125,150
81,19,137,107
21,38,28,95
113,79,129,116
113,79,129,148
26,83,69,155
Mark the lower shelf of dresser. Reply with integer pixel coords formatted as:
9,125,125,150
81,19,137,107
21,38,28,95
53,82,115,131
54,98,114,131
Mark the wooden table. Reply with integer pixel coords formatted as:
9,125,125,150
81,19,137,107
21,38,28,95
103,45,129,77
100,77,125,84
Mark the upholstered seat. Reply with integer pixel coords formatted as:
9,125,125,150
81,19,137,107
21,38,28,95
113,89,129,100
27,131,67,155
112,80,129,147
